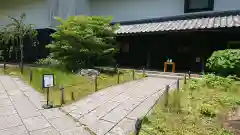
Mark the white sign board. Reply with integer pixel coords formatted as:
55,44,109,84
43,74,54,88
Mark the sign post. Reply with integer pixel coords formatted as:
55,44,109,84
42,74,54,109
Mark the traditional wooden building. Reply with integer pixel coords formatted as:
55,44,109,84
115,10,240,73
1,0,240,72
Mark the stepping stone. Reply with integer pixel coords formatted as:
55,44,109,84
23,115,51,131
0,114,23,130
0,125,28,135
30,127,60,135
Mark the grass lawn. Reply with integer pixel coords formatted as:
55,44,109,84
138,76,240,135
4,66,143,106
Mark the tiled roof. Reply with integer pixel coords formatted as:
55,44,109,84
116,14,240,34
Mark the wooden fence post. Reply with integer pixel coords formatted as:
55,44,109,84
184,74,187,84
132,70,135,80
60,85,64,105
3,63,6,74
117,71,120,84
164,85,170,107
177,79,180,91
71,91,75,101
176,79,181,112
94,76,98,92
29,70,33,83
142,67,145,77
188,71,191,79
134,118,143,135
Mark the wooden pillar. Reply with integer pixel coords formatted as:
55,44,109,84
146,50,151,69
201,57,205,74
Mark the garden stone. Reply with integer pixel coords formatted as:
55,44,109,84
78,69,100,77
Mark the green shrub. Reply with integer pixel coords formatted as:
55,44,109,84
202,74,234,91
35,56,62,67
206,49,240,76
199,103,217,117
188,79,203,90
188,74,234,91
47,16,119,70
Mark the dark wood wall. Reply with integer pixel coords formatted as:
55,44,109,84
116,28,240,72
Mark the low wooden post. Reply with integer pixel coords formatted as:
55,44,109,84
177,79,180,91
3,63,6,74
29,70,33,83
142,67,145,77
71,91,75,101
60,85,64,105
94,76,98,92
164,85,170,107
184,74,187,84
188,71,191,79
3,63,6,70
132,70,135,80
176,79,181,112
115,64,119,73
134,118,143,135
117,70,120,84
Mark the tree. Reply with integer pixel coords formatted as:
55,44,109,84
1,13,38,73
47,16,119,70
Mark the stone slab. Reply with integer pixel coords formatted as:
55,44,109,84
13,100,41,119
7,90,23,96
9,94,29,102
49,115,80,131
0,93,8,99
101,106,129,124
70,102,100,115
30,127,60,135
0,114,23,130
119,98,142,112
109,118,136,135
0,105,17,116
126,97,157,120
0,125,29,135
79,101,120,125
0,77,19,91
110,93,131,103
89,120,115,135
60,127,91,135
23,116,51,131
61,105,78,113
68,112,83,120
0,98,12,106
40,108,65,120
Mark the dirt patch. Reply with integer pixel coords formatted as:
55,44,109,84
224,107,240,135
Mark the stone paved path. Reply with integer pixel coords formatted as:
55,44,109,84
62,77,177,135
0,75,90,135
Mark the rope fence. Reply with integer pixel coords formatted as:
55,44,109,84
134,75,188,135
20,66,145,107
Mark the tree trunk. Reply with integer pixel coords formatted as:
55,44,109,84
20,38,24,74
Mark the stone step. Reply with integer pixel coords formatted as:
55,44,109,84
137,70,202,78
147,74,184,80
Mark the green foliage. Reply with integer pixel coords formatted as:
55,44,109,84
0,13,38,73
47,16,119,70
35,56,62,67
139,74,240,135
199,103,217,117
202,74,234,91
206,49,240,76
188,79,202,90
188,74,235,91
4,67,143,105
